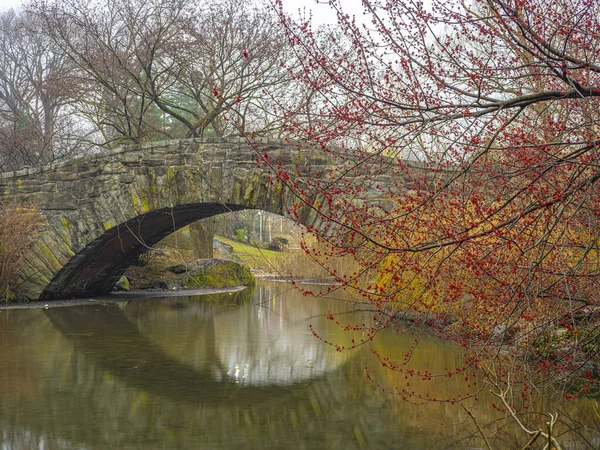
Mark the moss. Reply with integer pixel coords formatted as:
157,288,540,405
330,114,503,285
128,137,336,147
147,171,158,194
167,167,176,183
139,192,151,212
273,180,284,196
39,242,62,273
62,237,75,257
243,169,262,205
114,275,130,291
131,193,150,213
184,260,255,288
232,181,242,203
312,194,323,210
59,219,75,256
132,194,141,213
291,154,305,165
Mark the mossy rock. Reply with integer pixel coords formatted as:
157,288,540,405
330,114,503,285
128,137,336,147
114,275,131,291
182,259,255,288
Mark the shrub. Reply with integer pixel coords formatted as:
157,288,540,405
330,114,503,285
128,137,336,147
235,227,247,242
267,236,289,251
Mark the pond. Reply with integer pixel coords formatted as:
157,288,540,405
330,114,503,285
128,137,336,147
0,281,597,449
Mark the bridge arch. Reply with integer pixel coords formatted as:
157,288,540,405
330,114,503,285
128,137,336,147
0,138,332,300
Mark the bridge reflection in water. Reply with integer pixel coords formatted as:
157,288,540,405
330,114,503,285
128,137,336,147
0,282,598,450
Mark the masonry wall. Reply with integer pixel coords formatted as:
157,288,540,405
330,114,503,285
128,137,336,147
0,138,335,299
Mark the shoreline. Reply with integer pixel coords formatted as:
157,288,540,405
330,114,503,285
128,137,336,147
254,274,341,285
0,277,340,310
0,285,248,310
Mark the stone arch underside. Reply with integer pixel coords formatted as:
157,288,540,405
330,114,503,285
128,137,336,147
40,203,248,300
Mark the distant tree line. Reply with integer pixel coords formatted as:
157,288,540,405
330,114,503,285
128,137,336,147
0,0,295,171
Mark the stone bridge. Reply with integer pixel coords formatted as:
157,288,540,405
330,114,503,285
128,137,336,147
0,138,432,300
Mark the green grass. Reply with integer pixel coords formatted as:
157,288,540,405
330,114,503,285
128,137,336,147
215,236,349,280
216,236,285,272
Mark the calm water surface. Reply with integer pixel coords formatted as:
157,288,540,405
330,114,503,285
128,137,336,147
0,281,597,449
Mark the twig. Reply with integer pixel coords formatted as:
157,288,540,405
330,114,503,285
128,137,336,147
521,430,542,450
490,383,563,450
462,404,493,450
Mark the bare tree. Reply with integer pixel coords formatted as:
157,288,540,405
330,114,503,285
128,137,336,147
171,0,292,137
30,0,292,146
29,0,182,146
0,10,77,170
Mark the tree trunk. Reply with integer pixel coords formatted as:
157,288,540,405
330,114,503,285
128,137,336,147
189,218,215,260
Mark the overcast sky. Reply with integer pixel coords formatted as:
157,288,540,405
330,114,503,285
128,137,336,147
0,0,22,11
282,0,365,27
0,0,365,24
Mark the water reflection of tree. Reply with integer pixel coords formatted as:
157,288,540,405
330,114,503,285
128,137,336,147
348,328,600,449
211,284,350,385
0,309,69,403
0,306,395,449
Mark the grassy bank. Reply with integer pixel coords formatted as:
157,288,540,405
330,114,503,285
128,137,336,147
214,236,286,272
216,236,365,282
123,234,361,286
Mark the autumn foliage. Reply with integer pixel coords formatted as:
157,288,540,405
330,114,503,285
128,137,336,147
269,0,600,402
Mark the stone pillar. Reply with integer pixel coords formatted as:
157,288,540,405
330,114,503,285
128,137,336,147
189,218,215,259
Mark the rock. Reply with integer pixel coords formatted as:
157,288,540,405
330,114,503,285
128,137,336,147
492,324,507,338
491,324,516,343
167,263,190,274
114,275,130,291
146,259,255,290
183,259,255,288
137,278,179,290
213,238,233,254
